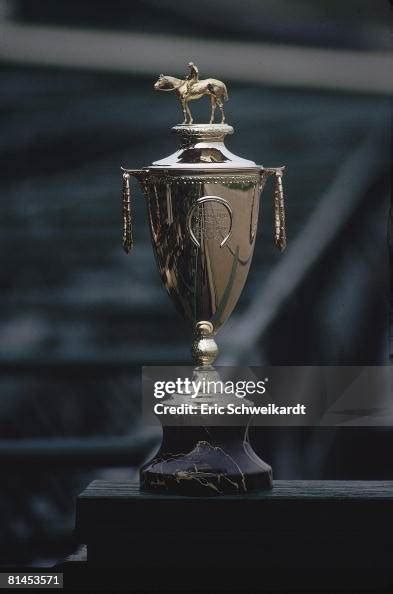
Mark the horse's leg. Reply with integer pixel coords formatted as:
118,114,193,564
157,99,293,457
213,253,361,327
210,95,217,124
185,101,193,124
218,99,225,124
180,99,187,125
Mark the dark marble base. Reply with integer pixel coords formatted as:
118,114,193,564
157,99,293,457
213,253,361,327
140,426,272,495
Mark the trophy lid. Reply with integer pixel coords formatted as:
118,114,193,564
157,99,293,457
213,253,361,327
149,124,258,171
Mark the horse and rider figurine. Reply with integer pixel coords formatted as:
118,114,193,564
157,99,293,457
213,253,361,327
154,62,228,125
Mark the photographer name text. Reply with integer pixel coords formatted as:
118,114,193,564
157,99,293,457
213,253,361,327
154,402,307,416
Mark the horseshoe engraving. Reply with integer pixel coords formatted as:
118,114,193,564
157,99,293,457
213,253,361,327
187,196,233,248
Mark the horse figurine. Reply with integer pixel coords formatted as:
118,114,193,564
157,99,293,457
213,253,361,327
154,62,228,125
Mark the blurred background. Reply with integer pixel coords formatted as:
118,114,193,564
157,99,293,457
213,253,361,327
0,0,391,566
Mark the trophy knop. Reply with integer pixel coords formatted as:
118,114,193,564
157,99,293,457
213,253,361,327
192,321,219,367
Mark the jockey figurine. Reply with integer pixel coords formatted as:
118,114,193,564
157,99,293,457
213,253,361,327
153,62,228,124
186,62,199,95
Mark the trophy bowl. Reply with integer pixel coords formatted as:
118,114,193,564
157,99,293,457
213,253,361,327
123,123,285,366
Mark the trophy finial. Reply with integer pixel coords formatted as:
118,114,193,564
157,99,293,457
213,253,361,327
153,62,229,125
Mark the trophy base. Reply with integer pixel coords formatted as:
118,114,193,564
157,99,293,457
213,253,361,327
140,426,272,496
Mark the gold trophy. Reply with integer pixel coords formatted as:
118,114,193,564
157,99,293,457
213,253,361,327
121,64,286,495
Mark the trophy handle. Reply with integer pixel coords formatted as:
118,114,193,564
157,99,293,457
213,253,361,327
122,171,133,253
261,167,286,252
121,168,147,254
